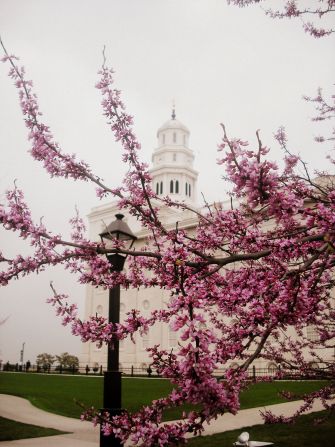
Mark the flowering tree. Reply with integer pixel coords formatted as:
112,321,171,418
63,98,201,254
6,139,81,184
1,4,334,445
228,0,335,37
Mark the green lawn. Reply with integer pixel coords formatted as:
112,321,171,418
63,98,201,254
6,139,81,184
238,380,328,409
0,372,327,421
0,416,68,441
0,373,174,419
0,373,331,444
187,410,335,447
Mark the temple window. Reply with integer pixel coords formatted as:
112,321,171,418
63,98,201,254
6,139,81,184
268,363,278,375
170,180,174,193
142,329,150,349
168,325,177,347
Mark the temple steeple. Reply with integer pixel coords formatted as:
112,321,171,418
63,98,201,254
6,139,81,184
149,112,198,204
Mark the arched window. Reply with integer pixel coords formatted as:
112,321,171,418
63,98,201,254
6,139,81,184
173,132,177,143
168,325,177,347
156,183,159,194
142,300,150,310
185,182,188,195
160,181,163,194
268,363,278,375
175,180,179,194
170,180,174,193
188,184,191,197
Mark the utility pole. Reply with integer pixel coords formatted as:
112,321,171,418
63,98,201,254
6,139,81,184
20,342,25,367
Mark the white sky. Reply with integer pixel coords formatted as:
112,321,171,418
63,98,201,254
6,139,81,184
0,0,334,364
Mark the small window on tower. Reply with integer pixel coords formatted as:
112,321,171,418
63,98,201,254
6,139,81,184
185,182,188,195
173,132,177,143
156,183,159,194
183,134,186,145
189,184,191,197
175,180,179,194
173,153,176,161
163,134,166,144
170,180,174,193
160,181,163,194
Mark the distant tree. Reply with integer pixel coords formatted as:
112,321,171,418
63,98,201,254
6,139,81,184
36,353,55,370
56,352,79,370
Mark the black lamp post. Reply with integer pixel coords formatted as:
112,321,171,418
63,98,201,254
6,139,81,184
99,213,137,447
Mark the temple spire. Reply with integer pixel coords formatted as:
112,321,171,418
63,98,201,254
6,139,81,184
151,109,198,205
171,99,176,120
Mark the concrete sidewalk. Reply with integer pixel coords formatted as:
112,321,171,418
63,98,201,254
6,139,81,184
0,394,99,446
0,393,330,446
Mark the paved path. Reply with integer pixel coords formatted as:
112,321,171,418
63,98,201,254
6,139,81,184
0,393,330,446
0,394,99,446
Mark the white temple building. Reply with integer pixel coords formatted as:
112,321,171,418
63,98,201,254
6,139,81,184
80,112,334,374
81,111,200,370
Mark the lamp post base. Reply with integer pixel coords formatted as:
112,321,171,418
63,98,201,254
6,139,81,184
100,407,123,447
100,370,123,447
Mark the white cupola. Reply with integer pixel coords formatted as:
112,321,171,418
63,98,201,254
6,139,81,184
150,109,198,205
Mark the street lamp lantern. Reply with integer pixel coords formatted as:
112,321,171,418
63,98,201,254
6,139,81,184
100,213,137,271
99,213,137,447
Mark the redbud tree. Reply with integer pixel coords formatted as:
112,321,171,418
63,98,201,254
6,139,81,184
228,0,335,38
1,2,334,445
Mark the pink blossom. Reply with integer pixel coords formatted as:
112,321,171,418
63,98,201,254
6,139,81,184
1,28,335,445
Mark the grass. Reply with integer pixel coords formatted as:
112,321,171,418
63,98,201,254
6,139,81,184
238,380,328,409
0,373,331,444
0,372,173,419
0,416,68,441
0,372,327,421
186,410,335,447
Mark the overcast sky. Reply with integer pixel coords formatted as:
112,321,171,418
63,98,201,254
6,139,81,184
0,0,334,364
